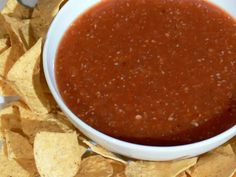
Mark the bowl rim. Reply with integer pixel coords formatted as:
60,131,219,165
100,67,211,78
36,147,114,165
43,0,236,154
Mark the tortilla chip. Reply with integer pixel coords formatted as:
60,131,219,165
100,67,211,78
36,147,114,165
189,145,236,177
18,19,36,50
1,15,26,75
0,47,11,76
0,111,21,131
0,132,6,156
5,131,33,159
0,154,30,177
83,140,127,164
0,38,9,54
229,136,236,154
0,21,8,39
76,155,113,177
1,0,33,19
0,105,21,131
0,103,16,116
20,112,75,143
109,159,126,177
17,159,39,177
125,157,197,177
1,16,25,76
1,15,36,50
177,172,188,177
34,132,86,177
30,0,65,38
1,82,17,96
0,80,16,96
7,38,52,114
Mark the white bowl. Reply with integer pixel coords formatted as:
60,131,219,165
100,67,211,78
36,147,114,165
43,0,236,161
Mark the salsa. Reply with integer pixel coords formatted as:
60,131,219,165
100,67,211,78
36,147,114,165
55,0,236,146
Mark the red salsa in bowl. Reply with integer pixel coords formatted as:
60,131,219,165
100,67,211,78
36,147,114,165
55,0,236,146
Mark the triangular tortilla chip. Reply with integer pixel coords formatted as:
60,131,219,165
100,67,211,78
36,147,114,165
7,38,52,114
5,131,33,159
19,20,36,49
125,157,197,177
34,132,86,177
1,15,35,50
30,0,65,38
1,15,25,75
189,145,236,177
1,0,33,19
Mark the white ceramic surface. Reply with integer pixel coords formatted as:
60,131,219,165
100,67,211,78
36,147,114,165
43,0,236,161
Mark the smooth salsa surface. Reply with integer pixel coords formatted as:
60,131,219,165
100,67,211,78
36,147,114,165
55,0,236,146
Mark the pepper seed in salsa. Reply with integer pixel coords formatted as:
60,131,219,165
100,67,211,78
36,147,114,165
55,0,236,146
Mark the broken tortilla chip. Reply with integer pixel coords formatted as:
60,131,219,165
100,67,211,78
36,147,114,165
188,145,236,177
0,154,30,177
7,38,52,114
125,157,197,177
20,112,75,143
5,131,33,159
34,132,86,177
76,155,114,177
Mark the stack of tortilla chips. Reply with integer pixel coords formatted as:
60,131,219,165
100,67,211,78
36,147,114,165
0,0,235,176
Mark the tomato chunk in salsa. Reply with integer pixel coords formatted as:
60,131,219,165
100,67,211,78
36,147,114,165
55,0,236,146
